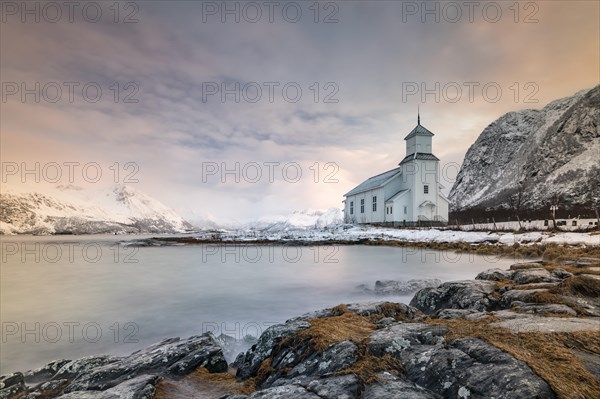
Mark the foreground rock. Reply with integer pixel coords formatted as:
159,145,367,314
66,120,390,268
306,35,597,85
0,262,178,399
3,261,599,399
409,280,498,314
0,333,227,399
410,261,600,318
226,302,556,399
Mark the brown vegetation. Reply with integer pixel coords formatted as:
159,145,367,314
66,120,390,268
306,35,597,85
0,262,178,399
429,318,600,399
285,311,375,353
154,368,254,399
551,275,600,298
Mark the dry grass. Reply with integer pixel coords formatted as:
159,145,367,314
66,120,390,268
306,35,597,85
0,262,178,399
530,291,566,304
276,307,406,389
541,245,600,262
365,302,419,324
290,311,376,352
154,368,255,399
336,349,404,385
255,358,275,385
366,241,600,263
551,275,600,298
428,318,600,399
547,264,600,276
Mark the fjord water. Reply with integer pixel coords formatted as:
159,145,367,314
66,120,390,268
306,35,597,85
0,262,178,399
1,235,519,374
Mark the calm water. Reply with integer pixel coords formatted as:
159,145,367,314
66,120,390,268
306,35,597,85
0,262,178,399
0,235,518,374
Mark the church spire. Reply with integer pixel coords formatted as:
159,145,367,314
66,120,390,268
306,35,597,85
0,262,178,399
417,105,420,125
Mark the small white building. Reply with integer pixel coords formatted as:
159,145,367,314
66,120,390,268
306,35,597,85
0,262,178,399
343,116,449,226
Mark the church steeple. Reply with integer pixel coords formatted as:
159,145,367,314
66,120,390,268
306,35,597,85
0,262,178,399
417,105,420,125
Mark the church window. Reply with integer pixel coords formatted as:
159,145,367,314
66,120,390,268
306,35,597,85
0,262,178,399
424,185,429,194
350,201,354,215
360,199,364,213
372,196,377,211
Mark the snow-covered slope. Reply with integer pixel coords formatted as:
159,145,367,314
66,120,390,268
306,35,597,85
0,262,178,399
450,86,600,215
237,208,343,232
0,184,194,235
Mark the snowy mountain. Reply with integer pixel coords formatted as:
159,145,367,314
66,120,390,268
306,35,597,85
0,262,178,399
449,86,600,219
0,184,194,235
237,208,343,232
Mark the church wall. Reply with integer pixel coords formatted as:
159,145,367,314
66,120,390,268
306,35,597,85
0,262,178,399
344,187,385,224
410,159,439,221
388,195,412,223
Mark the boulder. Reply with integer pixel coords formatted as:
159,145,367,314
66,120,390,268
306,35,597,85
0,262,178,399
370,323,555,399
363,373,441,399
221,384,321,399
23,378,70,398
54,356,121,380
499,289,547,308
24,359,71,385
269,375,359,399
347,302,418,319
305,375,359,399
288,302,419,323
512,268,560,285
7,333,227,398
550,268,573,279
492,315,600,333
233,321,310,380
435,309,481,320
410,281,498,314
475,268,515,281
56,374,158,399
65,334,227,392
513,303,577,316
262,340,359,388
0,372,25,399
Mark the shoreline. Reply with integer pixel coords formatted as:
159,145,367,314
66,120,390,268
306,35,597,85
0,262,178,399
134,234,600,262
3,257,599,398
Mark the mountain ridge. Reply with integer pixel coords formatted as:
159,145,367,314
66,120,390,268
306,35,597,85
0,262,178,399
449,85,600,221
0,184,194,235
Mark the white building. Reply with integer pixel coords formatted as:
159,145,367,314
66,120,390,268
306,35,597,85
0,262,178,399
343,115,449,226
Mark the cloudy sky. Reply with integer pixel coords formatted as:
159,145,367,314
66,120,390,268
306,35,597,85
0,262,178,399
1,0,598,223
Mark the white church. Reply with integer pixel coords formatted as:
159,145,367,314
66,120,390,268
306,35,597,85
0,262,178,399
343,115,449,226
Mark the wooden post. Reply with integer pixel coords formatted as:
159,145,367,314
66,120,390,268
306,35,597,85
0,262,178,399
492,217,497,231
595,208,599,231
517,215,522,230
551,206,558,230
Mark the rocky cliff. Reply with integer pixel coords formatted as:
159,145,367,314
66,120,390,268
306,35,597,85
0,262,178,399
449,86,600,220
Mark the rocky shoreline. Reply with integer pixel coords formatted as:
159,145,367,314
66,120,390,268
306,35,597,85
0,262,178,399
2,259,599,399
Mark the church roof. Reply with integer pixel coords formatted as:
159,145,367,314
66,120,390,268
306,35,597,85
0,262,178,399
385,189,409,202
399,152,440,165
344,167,401,197
404,124,434,140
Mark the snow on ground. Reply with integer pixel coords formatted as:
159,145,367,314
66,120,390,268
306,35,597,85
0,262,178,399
199,224,600,247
